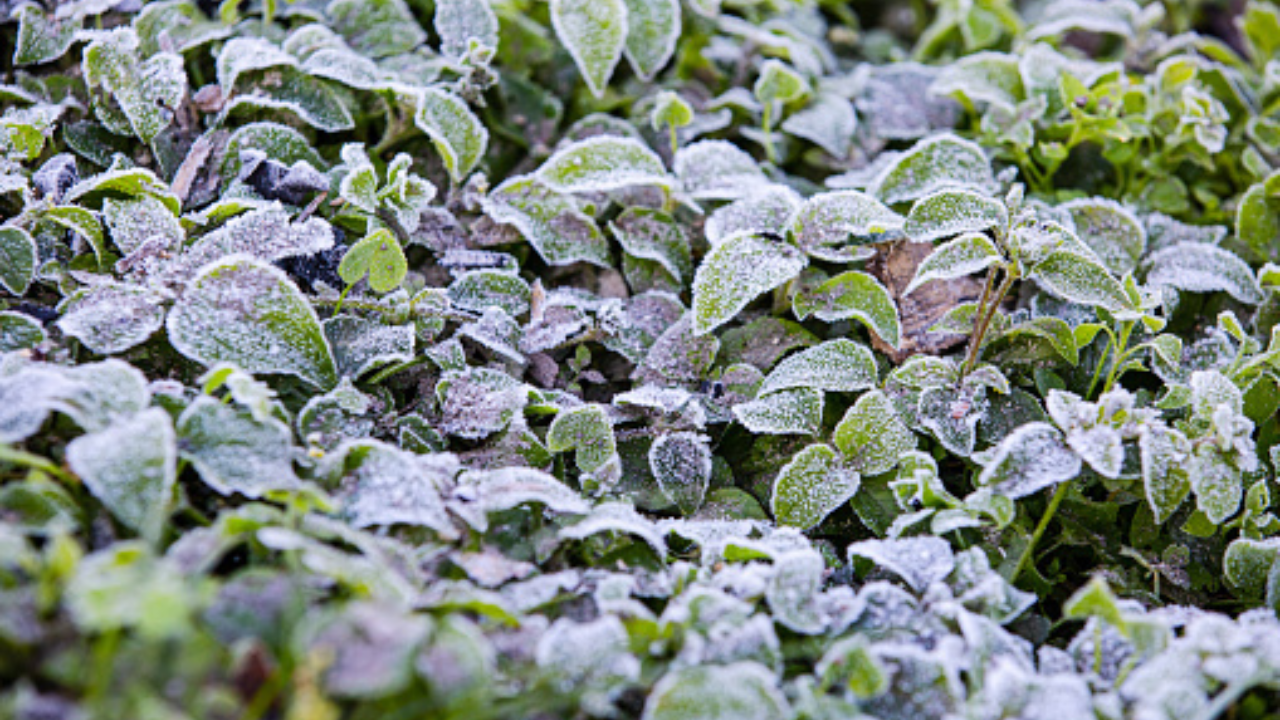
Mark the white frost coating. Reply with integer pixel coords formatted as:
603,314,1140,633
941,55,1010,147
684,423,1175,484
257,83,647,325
457,466,590,516
868,133,997,205
336,441,459,538
792,270,902,349
766,549,828,633
1026,0,1140,40
323,315,416,379
789,190,905,258
177,396,298,498
622,0,680,81
434,0,500,57
781,93,857,158
216,37,296,91
57,283,167,355
649,432,712,515
167,255,339,390
905,233,1002,295
904,189,1007,244
609,208,692,282
482,175,612,267
847,536,955,592
1060,197,1146,277
642,662,790,720
674,140,770,200
977,422,1082,499
103,196,181,255
167,204,333,283
705,185,802,245
759,339,878,396
415,86,489,183
537,135,671,194
560,501,667,558
66,408,176,541
1031,250,1136,314
536,616,639,694
833,390,916,476
1143,242,1265,305
1065,425,1124,480
550,0,629,98
222,65,355,132
690,233,806,336
458,307,524,364
771,444,859,531
930,51,1024,113
733,387,823,436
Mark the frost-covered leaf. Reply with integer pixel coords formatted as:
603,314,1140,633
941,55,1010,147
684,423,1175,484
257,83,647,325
482,176,611,267
782,93,857,158
66,408,176,542
216,37,295,91
560,501,665,557
674,141,769,200
338,229,407,294
931,51,1024,112
83,29,186,142
771,444,859,530
834,390,916,476
650,432,712,515
548,405,621,493
1031,251,1136,314
331,442,458,537
45,206,106,265
610,208,692,283
0,227,37,296
225,66,355,133
790,190,905,261
622,0,680,81
103,196,182,255
759,339,877,396
978,422,1081,499
538,136,670,194
56,283,166,355
133,0,231,55
435,0,499,57
327,0,427,57
754,59,808,106
176,396,297,498
766,549,827,633
448,270,530,316
1144,242,1264,305
792,270,902,349
436,367,527,439
1223,538,1280,597
324,315,415,379
733,388,822,436
168,256,338,389
415,87,489,183
221,122,326,181
706,185,802,244
458,466,590,517
1061,198,1145,277
298,602,429,699
905,233,1001,294
537,616,639,714
847,536,955,592
904,189,1007,244
1066,425,1124,480
551,0,628,98
1190,446,1242,525
14,4,79,66
1237,182,1280,260
869,134,996,205
691,233,805,336
169,205,333,282
0,312,45,352
643,662,789,720
1140,424,1191,524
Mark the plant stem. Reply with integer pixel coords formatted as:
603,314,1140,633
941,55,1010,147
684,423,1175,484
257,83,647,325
1100,320,1135,396
962,268,999,377
761,105,776,164
0,445,77,484
962,268,1016,377
1011,480,1071,584
1193,673,1266,720
331,283,353,316
366,356,432,385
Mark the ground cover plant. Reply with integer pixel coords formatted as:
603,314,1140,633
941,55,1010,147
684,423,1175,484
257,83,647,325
4,0,1280,717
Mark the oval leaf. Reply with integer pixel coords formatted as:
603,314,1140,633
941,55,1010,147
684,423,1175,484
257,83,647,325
771,444,859,531
551,0,628,98
691,233,806,336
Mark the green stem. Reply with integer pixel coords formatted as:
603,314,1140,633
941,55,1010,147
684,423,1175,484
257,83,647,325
668,124,679,157
963,268,1016,377
961,268,999,377
0,445,77,484
761,105,776,164
331,283,353,316
1100,320,1136,396
1011,480,1072,584
1193,673,1267,720
1085,327,1117,400
366,356,432,385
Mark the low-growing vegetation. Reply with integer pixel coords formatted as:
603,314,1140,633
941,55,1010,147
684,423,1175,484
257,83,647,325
3,0,1280,717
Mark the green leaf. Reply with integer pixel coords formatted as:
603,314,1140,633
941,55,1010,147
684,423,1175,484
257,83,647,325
220,122,327,181
83,29,186,142
622,0,680,81
781,93,858,159
66,408,176,542
551,0,629,98
548,405,621,494
434,0,500,57
869,133,996,205
818,638,888,699
45,205,107,264
1224,538,1280,597
649,432,711,515
0,311,45,352
14,4,80,66
338,228,408,294
226,66,355,133
771,444,858,531
754,60,808,106
976,422,1081,499
537,136,671,194
904,189,1007,243
56,283,167,355
932,51,1024,112
609,208,693,283
650,91,693,132
905,233,1002,294
339,145,380,213
324,315,415,379
733,387,823,436
1063,576,1125,628
833,390,916,475
1031,250,1136,314
759,339,878,396
674,140,769,200
0,227,37,296
792,270,902,349
415,87,489,183
103,196,182,255
448,269,531,316
1144,242,1265,305
1140,424,1192,524
1190,446,1242,525
167,256,339,389
327,0,427,58
643,663,790,720
1237,181,1280,261
1061,197,1146,277
691,233,806,336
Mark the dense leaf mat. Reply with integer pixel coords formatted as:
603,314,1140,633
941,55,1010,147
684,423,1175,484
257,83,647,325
3,0,1280,717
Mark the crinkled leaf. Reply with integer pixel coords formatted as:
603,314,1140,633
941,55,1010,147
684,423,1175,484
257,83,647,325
66,408,176,542
790,190,905,260
834,390,916,476
83,29,186,142
691,233,805,335
610,208,692,282
323,315,415,379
